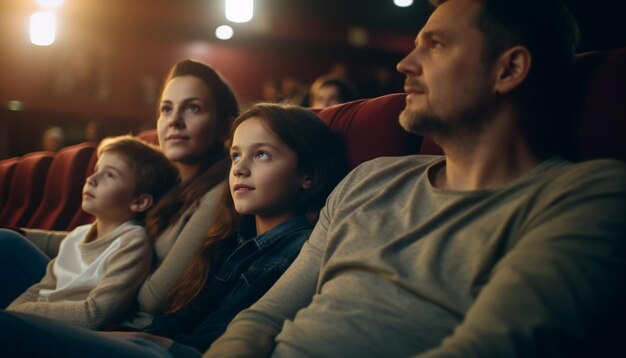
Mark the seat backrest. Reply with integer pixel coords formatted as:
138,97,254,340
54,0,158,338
0,157,19,209
66,150,97,230
138,129,159,145
0,152,54,227
316,93,424,170
26,142,96,230
572,47,626,162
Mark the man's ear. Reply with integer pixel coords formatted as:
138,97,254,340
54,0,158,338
130,194,154,213
494,46,531,95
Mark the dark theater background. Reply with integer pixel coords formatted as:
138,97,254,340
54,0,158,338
0,0,623,158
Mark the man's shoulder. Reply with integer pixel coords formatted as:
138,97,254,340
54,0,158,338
326,155,442,206
566,158,626,173
548,158,626,190
349,154,442,179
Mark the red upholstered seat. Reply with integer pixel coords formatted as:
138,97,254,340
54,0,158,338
138,129,159,145
0,152,54,227
26,143,96,230
316,94,424,170
573,47,626,162
0,157,20,209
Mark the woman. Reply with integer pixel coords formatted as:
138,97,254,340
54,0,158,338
0,59,239,328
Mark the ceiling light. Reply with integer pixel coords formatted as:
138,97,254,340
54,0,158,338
36,0,63,7
30,12,56,46
393,0,414,7
225,0,254,23
216,25,234,40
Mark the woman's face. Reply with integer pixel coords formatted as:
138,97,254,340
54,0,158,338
157,75,221,165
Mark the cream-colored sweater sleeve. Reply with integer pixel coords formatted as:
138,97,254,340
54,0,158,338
6,230,152,329
22,228,69,258
136,181,227,313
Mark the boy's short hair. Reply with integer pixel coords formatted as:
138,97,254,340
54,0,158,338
97,135,179,206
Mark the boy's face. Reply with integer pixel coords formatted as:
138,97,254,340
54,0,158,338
82,152,138,222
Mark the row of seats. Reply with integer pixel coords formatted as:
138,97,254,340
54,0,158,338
1,46,624,232
0,143,96,231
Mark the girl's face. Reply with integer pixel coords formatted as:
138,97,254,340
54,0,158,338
157,75,221,166
229,117,310,220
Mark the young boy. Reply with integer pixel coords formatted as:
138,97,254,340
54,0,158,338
6,135,178,329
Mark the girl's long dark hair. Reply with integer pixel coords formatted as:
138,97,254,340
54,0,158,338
144,59,239,240
164,103,346,313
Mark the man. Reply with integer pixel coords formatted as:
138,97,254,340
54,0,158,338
206,0,626,356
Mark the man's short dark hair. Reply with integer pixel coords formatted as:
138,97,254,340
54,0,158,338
430,0,580,157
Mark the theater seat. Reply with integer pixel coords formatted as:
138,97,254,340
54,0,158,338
0,157,19,209
316,93,423,170
0,152,54,227
26,143,96,230
138,130,159,145
573,47,626,162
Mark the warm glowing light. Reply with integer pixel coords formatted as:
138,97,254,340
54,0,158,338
36,0,64,7
393,0,414,7
216,25,234,40
30,12,56,46
225,0,254,23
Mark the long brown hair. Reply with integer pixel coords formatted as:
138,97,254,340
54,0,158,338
164,103,346,313
144,59,239,240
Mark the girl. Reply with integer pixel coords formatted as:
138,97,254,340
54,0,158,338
0,59,239,328
0,103,346,357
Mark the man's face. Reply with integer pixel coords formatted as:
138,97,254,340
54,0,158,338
396,0,496,140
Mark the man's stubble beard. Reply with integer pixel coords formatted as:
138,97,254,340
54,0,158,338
399,89,494,144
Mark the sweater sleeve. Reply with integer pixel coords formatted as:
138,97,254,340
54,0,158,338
417,164,626,357
22,229,69,258
6,230,152,330
137,182,226,314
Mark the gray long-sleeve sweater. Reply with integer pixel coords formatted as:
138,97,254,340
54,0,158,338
206,155,626,357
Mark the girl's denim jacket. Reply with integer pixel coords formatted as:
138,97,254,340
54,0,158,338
144,215,312,354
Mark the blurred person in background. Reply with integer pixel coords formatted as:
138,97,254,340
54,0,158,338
307,75,358,108
41,126,66,152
